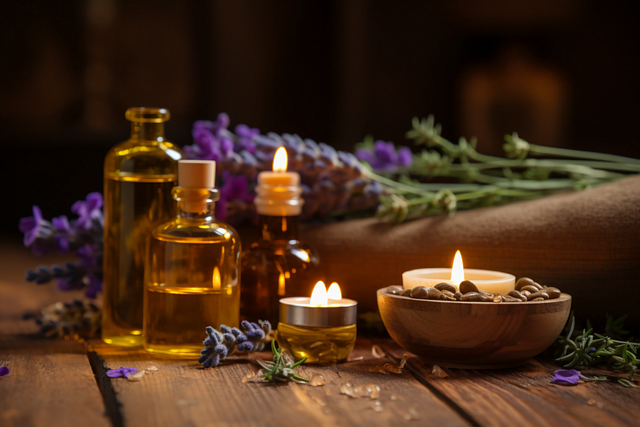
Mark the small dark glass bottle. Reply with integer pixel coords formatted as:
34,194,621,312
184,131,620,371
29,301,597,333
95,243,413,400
241,215,321,325
240,148,322,325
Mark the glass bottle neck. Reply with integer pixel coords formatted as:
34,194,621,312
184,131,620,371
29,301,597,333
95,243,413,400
130,121,165,142
260,215,299,241
173,187,218,221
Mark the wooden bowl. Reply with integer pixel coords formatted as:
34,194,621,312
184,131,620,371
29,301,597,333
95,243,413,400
377,287,571,369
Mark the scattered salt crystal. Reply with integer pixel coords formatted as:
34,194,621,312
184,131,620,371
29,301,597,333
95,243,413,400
383,363,402,374
390,394,397,401
371,345,384,358
340,382,357,398
369,366,389,374
127,370,145,382
372,401,383,412
431,365,448,378
309,375,326,387
398,354,409,369
242,371,256,383
146,366,158,371
366,384,380,399
403,408,421,421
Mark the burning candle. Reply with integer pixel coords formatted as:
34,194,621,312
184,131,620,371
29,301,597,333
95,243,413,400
402,251,515,295
254,147,303,216
277,281,357,364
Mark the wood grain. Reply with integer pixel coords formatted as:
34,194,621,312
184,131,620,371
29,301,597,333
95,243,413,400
0,321,110,427
88,338,470,427
378,288,571,368
377,341,640,427
0,242,109,427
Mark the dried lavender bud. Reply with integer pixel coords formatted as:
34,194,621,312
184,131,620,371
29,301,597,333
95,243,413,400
199,321,272,368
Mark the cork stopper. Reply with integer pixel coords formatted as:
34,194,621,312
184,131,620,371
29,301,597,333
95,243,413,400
177,160,216,213
178,160,216,189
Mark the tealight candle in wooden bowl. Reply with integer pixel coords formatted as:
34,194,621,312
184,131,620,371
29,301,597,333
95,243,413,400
377,287,571,369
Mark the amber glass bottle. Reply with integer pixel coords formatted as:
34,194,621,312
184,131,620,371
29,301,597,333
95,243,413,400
241,215,321,325
102,108,182,346
143,160,241,357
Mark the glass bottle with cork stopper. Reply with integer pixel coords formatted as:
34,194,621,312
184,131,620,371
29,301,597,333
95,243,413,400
102,107,182,347
241,147,322,325
143,160,241,357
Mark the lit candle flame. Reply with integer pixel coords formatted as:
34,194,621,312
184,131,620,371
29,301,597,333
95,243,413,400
310,281,328,306
278,272,285,296
327,282,341,300
451,250,464,285
273,147,288,172
212,267,221,290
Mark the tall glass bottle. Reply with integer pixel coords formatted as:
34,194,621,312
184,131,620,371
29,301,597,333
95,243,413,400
102,107,182,346
143,160,241,357
241,147,322,325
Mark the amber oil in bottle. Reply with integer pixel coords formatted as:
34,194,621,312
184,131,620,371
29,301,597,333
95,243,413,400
143,160,241,357
102,108,181,346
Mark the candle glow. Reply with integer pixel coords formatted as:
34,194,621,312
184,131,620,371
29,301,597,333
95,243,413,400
451,250,464,285
212,267,221,290
310,281,328,306
273,147,288,172
327,282,342,300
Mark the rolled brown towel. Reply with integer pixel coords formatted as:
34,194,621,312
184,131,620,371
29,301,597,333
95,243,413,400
302,175,640,330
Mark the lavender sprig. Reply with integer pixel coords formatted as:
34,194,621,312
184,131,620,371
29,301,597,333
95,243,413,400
199,320,272,368
23,299,101,339
20,193,104,299
182,117,384,221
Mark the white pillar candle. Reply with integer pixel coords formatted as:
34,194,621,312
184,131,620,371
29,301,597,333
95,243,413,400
402,251,515,295
403,268,515,295
254,147,304,216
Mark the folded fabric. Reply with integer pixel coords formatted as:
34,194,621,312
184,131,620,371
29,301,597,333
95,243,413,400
302,176,640,330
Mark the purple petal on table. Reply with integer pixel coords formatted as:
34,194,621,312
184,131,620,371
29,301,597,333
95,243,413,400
107,367,139,378
0,366,8,377
551,369,581,386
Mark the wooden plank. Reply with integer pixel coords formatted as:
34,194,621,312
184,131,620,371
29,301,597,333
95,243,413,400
0,321,111,427
378,341,640,427
0,242,110,427
88,338,470,427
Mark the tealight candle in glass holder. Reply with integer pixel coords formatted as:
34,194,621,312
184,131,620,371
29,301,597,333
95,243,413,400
277,282,357,364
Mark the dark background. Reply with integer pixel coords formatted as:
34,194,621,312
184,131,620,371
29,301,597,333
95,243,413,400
1,0,639,239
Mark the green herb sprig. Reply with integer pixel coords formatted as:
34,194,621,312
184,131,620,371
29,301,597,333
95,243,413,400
369,116,640,222
256,341,309,383
554,315,640,383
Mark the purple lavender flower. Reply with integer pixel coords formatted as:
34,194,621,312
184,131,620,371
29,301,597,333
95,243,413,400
106,367,139,378
220,172,255,204
85,274,103,299
188,120,235,162
194,113,230,137
51,215,72,253
71,193,103,230
19,206,54,254
551,369,582,386
235,124,259,154
0,366,8,377
355,140,412,172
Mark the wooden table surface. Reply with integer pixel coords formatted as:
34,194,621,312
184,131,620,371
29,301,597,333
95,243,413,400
1,242,639,427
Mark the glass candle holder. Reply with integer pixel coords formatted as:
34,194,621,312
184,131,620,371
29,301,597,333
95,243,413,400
276,297,357,364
